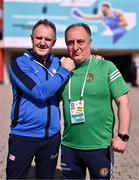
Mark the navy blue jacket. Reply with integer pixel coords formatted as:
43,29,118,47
9,50,70,138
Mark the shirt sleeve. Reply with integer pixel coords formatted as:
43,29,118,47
108,61,130,99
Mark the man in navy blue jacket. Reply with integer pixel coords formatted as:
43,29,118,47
6,19,75,179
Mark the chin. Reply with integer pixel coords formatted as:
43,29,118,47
37,51,48,57
74,59,84,65
73,56,81,61
74,55,83,60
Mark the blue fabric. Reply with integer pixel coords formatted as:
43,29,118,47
9,50,70,138
104,12,127,43
104,12,122,30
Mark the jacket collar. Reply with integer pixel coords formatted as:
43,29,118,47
24,49,52,67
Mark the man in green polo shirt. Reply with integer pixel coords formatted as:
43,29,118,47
60,23,131,179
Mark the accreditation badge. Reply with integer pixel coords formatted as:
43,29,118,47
70,100,85,124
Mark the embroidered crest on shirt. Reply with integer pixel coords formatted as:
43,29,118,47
86,73,94,81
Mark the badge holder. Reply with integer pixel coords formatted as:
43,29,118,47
70,100,85,124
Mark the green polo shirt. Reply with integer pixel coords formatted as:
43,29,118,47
60,56,129,150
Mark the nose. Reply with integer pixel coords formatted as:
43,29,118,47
40,38,46,46
73,41,79,50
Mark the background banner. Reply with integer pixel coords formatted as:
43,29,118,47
0,0,3,41
3,0,139,49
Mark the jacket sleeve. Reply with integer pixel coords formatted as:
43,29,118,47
9,57,70,102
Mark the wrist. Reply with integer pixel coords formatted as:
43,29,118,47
118,133,129,142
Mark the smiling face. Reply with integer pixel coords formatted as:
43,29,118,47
65,26,92,64
31,24,56,60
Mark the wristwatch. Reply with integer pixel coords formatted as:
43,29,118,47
118,133,129,142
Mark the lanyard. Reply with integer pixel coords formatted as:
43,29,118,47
68,57,92,101
24,52,54,77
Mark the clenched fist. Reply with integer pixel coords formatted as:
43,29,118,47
112,136,128,153
60,57,75,72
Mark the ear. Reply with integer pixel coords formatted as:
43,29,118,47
52,38,56,46
30,35,33,42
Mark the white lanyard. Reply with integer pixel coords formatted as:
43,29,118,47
68,57,92,101
24,52,54,77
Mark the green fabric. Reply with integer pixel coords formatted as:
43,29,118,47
61,56,129,150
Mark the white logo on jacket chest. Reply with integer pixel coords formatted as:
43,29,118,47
51,68,57,74
34,70,39,74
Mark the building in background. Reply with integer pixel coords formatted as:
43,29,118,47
2,0,139,85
